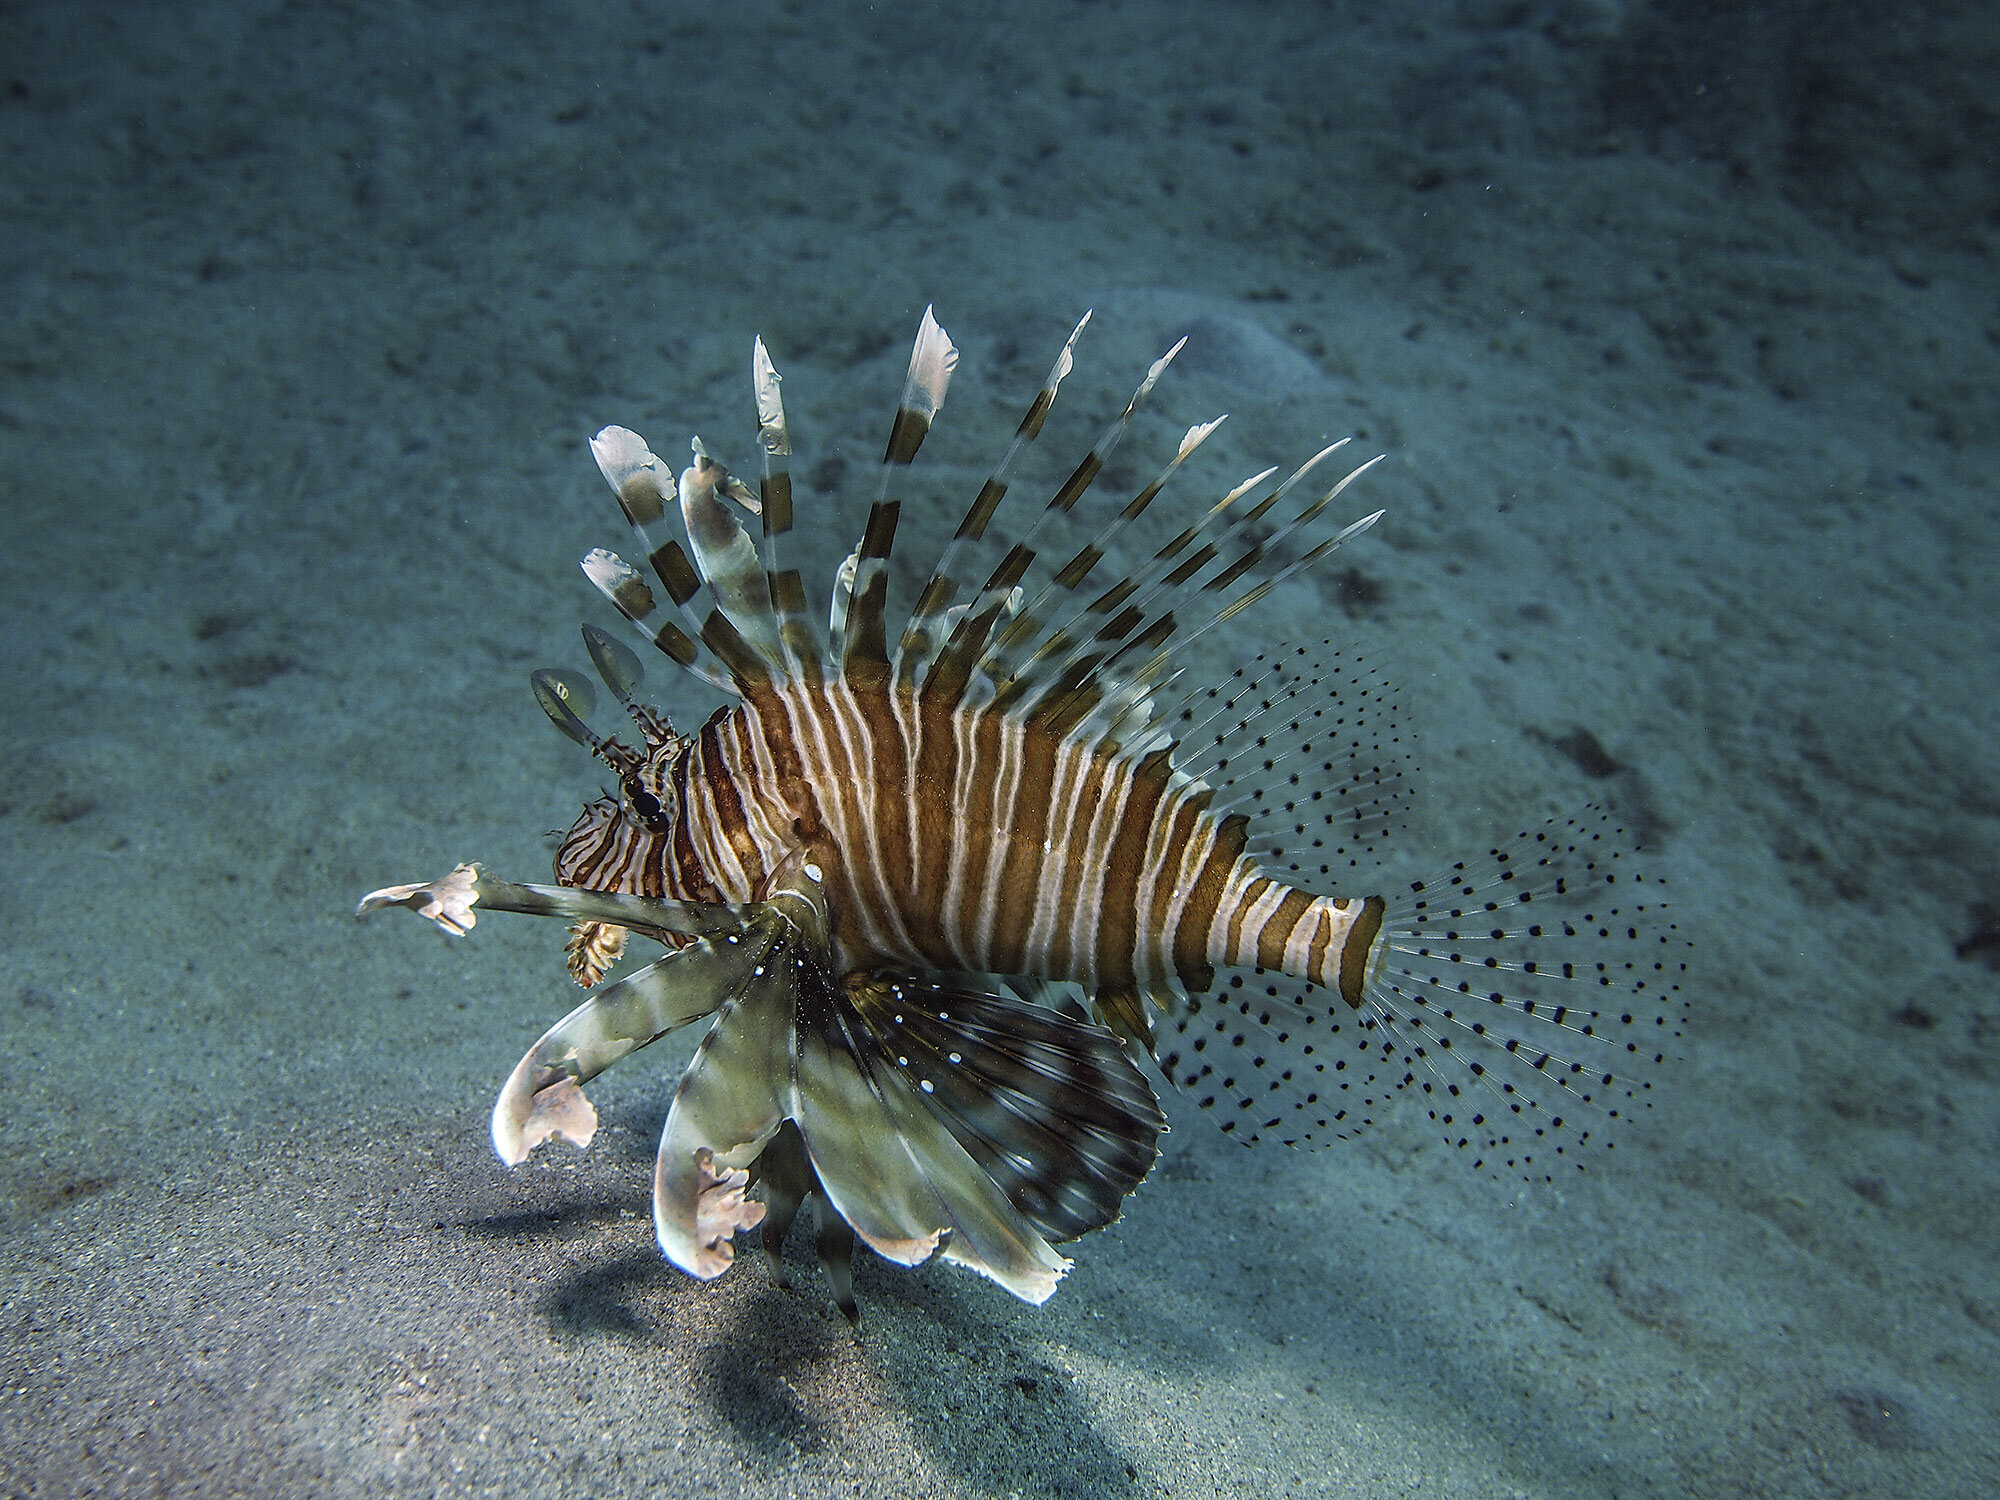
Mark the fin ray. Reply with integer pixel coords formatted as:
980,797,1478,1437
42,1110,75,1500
1176,641,1414,878
652,923,798,1278
678,437,787,675
1019,452,1385,737
492,919,787,1166
1162,810,1690,1174
793,965,1073,1303
837,306,957,685
896,311,1092,683
753,336,826,684
978,414,1226,704
920,336,1186,711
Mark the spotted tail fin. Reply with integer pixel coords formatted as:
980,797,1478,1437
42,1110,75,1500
1158,810,1690,1174
1362,811,1690,1175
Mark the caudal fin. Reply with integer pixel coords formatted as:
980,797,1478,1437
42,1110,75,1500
1366,808,1689,1177
1158,809,1689,1175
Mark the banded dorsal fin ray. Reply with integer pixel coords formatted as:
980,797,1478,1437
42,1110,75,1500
967,460,1277,722
974,413,1226,705
1067,492,1386,745
587,425,783,690
835,306,957,687
1006,440,1354,711
579,545,750,696
960,452,1320,740
678,435,787,671
894,311,1092,685
574,547,728,693
919,336,1186,713
752,336,825,685
1025,456,1385,741
583,427,745,694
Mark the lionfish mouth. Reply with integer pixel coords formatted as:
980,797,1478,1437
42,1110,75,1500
357,305,1688,1320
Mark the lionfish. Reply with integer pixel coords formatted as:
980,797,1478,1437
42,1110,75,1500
359,307,1687,1318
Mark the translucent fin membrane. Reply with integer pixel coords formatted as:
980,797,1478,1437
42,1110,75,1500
1366,809,1689,1178
1159,810,1689,1175
528,624,680,784
1159,974,1403,1147
1172,640,1414,880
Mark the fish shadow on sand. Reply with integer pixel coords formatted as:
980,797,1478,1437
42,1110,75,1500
535,1247,669,1342
869,1277,1148,1496
481,1184,1143,1487
686,1264,1143,1490
458,1197,629,1243
444,1070,1141,1484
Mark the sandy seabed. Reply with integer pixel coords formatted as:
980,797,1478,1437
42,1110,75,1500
3,2,1996,1496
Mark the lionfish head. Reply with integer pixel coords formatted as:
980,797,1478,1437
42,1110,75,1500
601,719,690,837
531,622,692,839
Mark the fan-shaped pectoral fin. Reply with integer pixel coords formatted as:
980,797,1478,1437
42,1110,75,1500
652,924,800,1279
790,971,1074,1305
844,977,1165,1246
752,1120,815,1284
491,916,787,1166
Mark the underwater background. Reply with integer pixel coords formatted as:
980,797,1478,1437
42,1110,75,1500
3,1,1995,1495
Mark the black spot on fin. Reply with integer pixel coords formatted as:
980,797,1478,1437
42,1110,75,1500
1178,638,1414,879
1371,807,1693,1180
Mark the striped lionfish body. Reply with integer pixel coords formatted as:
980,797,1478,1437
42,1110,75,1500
360,308,1688,1317
554,672,1388,1012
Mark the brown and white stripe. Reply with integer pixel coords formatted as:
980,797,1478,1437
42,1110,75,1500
558,673,1388,1019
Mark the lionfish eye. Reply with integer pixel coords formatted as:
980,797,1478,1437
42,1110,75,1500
624,781,669,831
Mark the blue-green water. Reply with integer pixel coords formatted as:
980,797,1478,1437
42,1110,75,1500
3,2,1995,1495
